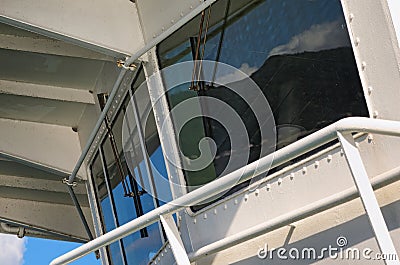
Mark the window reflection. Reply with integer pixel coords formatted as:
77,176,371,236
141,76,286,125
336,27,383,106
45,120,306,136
90,68,171,265
157,0,369,209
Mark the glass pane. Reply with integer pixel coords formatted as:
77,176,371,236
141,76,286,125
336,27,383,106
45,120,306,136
99,69,169,264
157,0,369,207
90,153,125,265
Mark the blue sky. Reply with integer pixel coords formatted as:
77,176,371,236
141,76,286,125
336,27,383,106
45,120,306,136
23,237,100,265
0,234,100,265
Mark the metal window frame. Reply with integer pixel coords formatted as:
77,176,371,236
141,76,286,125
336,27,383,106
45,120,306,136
98,146,129,265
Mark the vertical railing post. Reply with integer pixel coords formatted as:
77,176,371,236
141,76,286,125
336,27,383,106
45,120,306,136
337,132,399,265
160,214,191,265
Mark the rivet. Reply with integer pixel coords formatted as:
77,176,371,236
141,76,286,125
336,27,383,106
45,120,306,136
355,142,360,148
154,261,157,265
153,34,156,38
314,161,319,168
161,27,165,31
368,134,374,143
224,204,227,210
278,178,283,185
340,149,344,156
180,12,184,17
266,184,271,190
349,13,354,22
161,253,164,257
203,213,207,219
214,209,217,215
361,61,367,71
355,37,360,46
368,86,373,95
193,218,197,224
255,189,260,196
234,199,238,205
302,167,307,174
290,173,295,180
190,5,193,9
327,155,333,162
178,215,182,221
244,194,249,201
168,244,171,249
165,249,168,253
171,19,175,24
373,111,379,118
158,257,161,261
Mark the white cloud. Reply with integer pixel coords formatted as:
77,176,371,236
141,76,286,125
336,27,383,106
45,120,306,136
269,20,351,57
214,63,258,85
0,234,26,265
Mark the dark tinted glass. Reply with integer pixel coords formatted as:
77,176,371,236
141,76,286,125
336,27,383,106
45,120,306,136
157,0,369,209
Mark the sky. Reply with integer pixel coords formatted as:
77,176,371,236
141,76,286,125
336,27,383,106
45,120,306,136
0,2,399,265
0,234,100,265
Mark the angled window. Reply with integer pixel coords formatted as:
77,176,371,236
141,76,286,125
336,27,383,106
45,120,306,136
157,0,369,210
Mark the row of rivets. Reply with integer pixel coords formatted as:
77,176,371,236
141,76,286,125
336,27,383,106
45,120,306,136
349,13,379,119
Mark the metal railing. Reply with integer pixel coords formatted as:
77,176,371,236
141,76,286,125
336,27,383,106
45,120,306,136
50,117,400,265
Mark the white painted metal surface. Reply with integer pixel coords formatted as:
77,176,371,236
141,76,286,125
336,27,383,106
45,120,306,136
0,0,143,56
160,215,191,265
0,118,82,175
186,165,400,262
338,132,399,265
0,1,399,264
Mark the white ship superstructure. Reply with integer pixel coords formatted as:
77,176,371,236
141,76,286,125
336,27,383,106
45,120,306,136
0,0,400,264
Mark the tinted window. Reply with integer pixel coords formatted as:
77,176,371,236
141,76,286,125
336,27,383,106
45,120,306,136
90,68,172,264
157,0,368,209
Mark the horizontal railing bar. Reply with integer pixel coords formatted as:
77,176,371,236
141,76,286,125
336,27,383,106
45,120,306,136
187,165,400,261
51,117,400,265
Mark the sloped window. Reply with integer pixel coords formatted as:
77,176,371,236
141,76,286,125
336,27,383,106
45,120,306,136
157,0,368,210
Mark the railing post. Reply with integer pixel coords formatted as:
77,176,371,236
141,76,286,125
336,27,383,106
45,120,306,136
337,132,399,265
160,214,191,265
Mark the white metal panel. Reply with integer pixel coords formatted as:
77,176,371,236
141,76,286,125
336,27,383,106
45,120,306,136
342,0,400,119
0,79,95,104
0,0,144,56
135,0,202,42
0,26,114,61
338,132,399,265
387,0,400,46
0,196,93,241
0,117,84,178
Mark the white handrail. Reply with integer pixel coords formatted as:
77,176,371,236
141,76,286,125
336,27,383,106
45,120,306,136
50,117,400,265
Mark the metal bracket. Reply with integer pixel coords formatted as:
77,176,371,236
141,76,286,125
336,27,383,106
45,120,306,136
160,214,191,265
337,132,400,265
62,178,77,187
117,58,137,71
